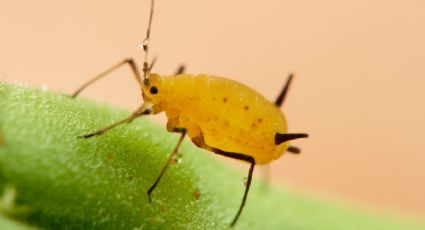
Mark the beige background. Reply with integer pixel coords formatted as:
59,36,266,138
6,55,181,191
1,0,424,220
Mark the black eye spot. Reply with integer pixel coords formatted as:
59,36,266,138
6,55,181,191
150,86,158,94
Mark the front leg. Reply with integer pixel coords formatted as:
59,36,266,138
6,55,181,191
78,103,152,138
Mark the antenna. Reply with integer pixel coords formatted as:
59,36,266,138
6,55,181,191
142,0,155,82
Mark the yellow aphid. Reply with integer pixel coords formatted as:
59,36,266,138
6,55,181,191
73,0,308,227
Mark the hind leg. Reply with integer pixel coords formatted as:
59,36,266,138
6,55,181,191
191,134,255,227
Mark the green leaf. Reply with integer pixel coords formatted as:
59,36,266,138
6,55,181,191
0,83,423,229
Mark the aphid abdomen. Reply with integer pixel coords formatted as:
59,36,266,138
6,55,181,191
162,75,289,164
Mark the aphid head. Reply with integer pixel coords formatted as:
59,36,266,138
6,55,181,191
142,73,163,103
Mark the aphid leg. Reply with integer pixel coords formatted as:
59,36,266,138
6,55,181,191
71,58,143,98
173,65,186,75
287,145,301,154
209,147,255,227
78,104,151,138
147,128,186,202
192,134,256,226
274,73,294,107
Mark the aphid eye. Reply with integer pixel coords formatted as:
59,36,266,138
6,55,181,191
150,86,158,94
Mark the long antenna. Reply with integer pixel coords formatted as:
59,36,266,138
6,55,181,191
142,0,155,82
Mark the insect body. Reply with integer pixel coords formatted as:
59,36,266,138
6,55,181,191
145,74,294,164
73,0,308,227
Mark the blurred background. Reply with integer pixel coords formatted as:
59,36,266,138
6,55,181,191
0,0,424,221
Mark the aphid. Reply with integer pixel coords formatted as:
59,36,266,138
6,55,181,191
72,0,308,227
